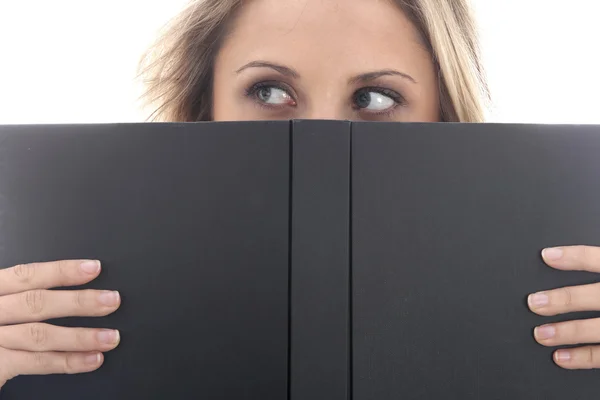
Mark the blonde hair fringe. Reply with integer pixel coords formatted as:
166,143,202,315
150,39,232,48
138,0,490,122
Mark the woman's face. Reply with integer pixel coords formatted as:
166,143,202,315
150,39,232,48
212,0,440,122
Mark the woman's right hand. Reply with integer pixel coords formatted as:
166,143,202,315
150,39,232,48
0,260,121,388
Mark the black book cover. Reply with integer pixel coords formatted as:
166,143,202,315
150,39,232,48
0,121,599,399
0,122,291,399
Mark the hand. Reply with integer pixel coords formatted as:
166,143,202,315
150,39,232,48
528,246,600,369
0,260,121,388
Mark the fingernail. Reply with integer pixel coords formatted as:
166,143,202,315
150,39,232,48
535,325,556,340
97,330,120,345
528,292,549,308
555,350,571,362
97,291,120,307
543,247,563,261
84,353,101,365
80,260,101,274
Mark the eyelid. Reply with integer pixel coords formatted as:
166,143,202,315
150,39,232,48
359,87,405,104
245,80,298,110
352,87,407,113
350,87,408,121
245,81,297,101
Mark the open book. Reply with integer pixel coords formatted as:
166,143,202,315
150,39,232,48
0,120,599,399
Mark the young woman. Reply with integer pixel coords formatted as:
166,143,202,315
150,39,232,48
1,0,599,387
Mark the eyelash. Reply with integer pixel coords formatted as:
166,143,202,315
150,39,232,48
244,81,407,117
353,86,406,117
244,81,295,111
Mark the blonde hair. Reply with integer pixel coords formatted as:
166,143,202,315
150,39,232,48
138,0,489,122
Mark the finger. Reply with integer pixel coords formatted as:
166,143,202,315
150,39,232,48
528,282,600,316
0,349,103,383
534,318,600,347
0,289,121,325
553,346,600,370
0,323,120,352
0,260,101,296
542,246,600,272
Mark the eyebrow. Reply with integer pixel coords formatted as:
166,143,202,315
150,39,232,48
236,61,300,79
348,69,417,85
235,61,417,85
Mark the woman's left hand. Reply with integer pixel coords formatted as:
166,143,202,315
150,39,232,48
528,245,600,370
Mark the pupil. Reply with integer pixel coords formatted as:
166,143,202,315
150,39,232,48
258,87,272,102
355,91,371,108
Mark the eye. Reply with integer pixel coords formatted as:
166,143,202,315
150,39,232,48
248,83,297,107
353,88,402,112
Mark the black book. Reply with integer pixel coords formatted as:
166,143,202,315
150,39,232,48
0,120,599,399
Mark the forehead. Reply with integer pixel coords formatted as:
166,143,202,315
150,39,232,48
222,0,430,71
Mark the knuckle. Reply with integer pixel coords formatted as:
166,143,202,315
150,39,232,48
580,245,591,264
566,320,588,343
29,323,49,348
24,290,45,315
75,329,89,350
63,354,77,374
560,287,573,308
53,261,67,276
580,246,600,269
572,319,586,334
587,346,595,366
54,260,71,283
12,263,36,285
74,290,87,310
32,352,51,369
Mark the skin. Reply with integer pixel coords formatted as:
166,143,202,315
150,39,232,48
212,0,440,122
0,0,599,388
531,246,600,369
0,260,120,387
213,0,600,371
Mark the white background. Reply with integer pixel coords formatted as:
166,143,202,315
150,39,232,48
0,0,598,124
